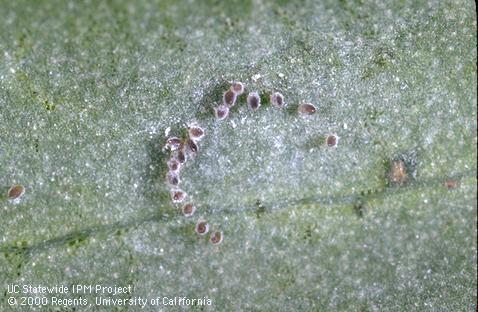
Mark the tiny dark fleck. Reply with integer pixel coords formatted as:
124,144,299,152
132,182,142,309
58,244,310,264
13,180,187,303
255,199,266,218
353,202,365,217
43,100,56,111
34,138,39,152
304,227,312,240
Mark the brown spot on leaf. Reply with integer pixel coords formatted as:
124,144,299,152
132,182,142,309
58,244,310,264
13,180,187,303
389,159,408,185
444,179,458,190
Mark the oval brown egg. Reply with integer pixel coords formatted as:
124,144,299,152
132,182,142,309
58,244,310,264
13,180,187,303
182,203,196,217
231,81,244,95
298,103,317,116
247,92,261,110
270,92,285,108
223,89,237,106
170,189,187,203
195,220,209,235
165,137,182,151
210,231,224,245
214,105,229,120
8,185,25,200
188,126,205,141
326,134,339,147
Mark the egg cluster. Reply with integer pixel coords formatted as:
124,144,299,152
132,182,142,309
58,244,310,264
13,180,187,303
214,82,292,119
213,82,245,120
163,81,343,245
163,123,223,245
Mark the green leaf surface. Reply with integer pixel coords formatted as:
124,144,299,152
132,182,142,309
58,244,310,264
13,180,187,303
1,0,476,311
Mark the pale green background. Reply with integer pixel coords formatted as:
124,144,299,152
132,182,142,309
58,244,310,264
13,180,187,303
0,0,476,311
